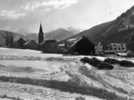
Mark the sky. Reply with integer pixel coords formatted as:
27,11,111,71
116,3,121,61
0,0,134,34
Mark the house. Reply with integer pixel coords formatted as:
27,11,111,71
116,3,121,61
57,39,75,54
14,38,26,49
68,36,95,55
57,42,68,53
104,43,127,54
40,40,58,53
24,40,38,50
95,42,127,55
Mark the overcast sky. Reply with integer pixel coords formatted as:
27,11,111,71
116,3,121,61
0,0,134,33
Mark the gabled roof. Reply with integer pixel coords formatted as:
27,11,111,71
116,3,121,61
24,40,38,46
69,37,82,48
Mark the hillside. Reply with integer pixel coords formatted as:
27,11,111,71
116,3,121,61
67,6,134,51
67,22,113,42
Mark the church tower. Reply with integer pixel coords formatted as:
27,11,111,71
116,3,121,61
38,24,44,44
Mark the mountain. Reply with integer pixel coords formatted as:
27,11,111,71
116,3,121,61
24,28,79,41
45,28,79,40
67,6,134,51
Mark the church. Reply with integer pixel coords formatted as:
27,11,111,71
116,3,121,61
38,24,44,44
38,24,58,53
37,24,95,55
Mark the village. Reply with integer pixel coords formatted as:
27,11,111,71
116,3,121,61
2,24,129,57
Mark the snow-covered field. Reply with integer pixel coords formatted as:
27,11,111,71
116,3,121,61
0,47,134,100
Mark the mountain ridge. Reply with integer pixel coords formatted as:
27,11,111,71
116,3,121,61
24,28,79,42
66,5,134,51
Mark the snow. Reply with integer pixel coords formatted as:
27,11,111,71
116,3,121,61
0,82,103,100
0,47,133,99
0,47,63,59
0,60,63,71
84,63,92,70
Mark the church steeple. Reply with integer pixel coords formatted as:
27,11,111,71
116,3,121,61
38,24,44,44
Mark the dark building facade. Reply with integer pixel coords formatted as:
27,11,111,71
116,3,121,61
40,40,58,53
68,36,95,55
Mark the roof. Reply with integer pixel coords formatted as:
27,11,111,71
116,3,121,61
24,40,38,46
